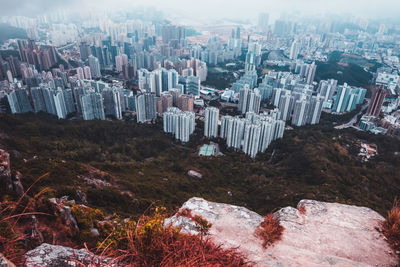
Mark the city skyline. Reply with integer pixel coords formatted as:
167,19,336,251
1,0,400,22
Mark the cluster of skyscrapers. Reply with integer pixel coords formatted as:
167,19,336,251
137,66,202,96
332,83,366,114
163,107,195,143
238,86,261,114
135,87,196,123
162,105,286,158
220,111,285,158
6,78,136,121
17,40,58,72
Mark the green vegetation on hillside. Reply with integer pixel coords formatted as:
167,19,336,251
315,51,376,88
0,23,27,43
0,50,20,60
0,113,399,219
315,61,372,88
202,67,235,89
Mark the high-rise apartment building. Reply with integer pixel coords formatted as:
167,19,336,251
177,94,194,112
81,92,105,120
258,13,269,32
79,42,91,61
220,112,285,158
31,86,57,116
52,89,67,119
204,107,219,138
238,87,261,114
76,67,84,80
135,93,157,123
83,66,92,80
289,40,301,60
307,95,325,125
63,89,76,114
102,88,122,120
278,93,294,121
292,98,310,127
168,88,181,106
332,84,366,113
88,55,101,78
163,107,195,143
157,92,173,114
7,89,33,114
243,123,262,158
179,75,200,96
306,62,317,84
318,79,337,101
221,116,246,150
366,87,386,117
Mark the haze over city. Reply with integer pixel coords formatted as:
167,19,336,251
0,0,400,266
1,0,400,22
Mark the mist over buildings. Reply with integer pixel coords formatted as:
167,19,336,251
1,0,399,22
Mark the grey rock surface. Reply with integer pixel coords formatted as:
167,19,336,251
25,243,112,267
166,197,398,267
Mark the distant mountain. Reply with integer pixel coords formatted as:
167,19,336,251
0,23,27,43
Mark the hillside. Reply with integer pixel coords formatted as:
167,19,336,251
0,113,399,219
315,51,376,89
0,23,27,43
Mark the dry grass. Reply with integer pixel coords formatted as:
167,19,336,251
255,214,284,248
177,208,212,237
298,205,306,215
0,173,50,265
80,206,248,266
382,200,400,252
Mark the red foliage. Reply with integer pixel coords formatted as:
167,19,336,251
176,208,192,218
298,205,306,215
177,208,212,236
81,207,248,266
382,200,400,252
0,173,50,265
254,214,284,248
0,233,26,266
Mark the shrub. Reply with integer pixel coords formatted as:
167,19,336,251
70,204,107,247
0,204,27,266
84,206,248,266
382,200,400,252
0,173,50,265
254,214,284,248
298,205,306,215
177,208,212,237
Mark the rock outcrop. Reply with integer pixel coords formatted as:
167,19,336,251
187,170,202,179
49,198,79,235
0,149,12,191
166,197,398,267
25,243,112,267
0,149,25,197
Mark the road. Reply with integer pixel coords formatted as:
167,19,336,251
334,99,370,130
56,42,77,51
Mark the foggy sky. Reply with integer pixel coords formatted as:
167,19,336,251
1,0,399,22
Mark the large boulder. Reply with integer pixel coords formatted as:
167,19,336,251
25,243,112,267
166,197,398,267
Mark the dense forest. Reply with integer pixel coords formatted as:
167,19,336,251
0,113,399,219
